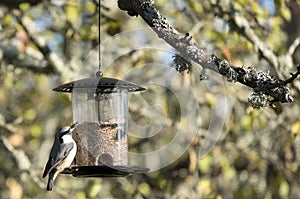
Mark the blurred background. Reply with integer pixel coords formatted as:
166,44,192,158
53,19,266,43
0,0,300,198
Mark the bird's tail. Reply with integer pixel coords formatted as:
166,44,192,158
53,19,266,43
47,171,58,191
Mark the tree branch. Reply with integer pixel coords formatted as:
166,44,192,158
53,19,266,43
212,2,280,69
283,65,300,85
10,10,57,74
117,0,299,107
288,36,300,56
212,2,298,82
7,9,76,77
1,136,31,171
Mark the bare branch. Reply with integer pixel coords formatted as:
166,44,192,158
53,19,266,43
288,36,300,56
283,65,300,84
117,0,299,106
212,2,279,69
1,136,31,171
8,9,75,77
11,10,56,73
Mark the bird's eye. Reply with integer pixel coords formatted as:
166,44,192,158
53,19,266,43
63,130,70,134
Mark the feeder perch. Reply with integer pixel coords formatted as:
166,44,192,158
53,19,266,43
53,75,149,177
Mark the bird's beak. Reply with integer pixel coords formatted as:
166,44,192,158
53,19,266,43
70,122,79,131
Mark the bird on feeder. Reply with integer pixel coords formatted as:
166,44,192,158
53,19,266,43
42,122,78,191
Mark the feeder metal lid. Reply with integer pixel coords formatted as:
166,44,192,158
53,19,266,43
53,77,145,93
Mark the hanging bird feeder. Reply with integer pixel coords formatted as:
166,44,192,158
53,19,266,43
53,73,149,177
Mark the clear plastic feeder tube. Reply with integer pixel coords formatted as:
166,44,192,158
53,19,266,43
72,89,128,166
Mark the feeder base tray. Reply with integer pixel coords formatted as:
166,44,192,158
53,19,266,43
62,165,149,177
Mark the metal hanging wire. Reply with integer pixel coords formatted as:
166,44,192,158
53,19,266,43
97,0,103,77
96,0,102,123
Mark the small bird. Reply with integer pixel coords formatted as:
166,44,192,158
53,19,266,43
42,122,78,191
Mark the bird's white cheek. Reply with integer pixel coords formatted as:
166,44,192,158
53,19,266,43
61,135,74,143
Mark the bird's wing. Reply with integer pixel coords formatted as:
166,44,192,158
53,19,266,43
42,142,74,178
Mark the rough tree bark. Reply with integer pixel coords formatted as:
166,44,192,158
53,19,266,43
117,0,300,108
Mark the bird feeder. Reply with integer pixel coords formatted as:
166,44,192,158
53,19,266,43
53,74,149,177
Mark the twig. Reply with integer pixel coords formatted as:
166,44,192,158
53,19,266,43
10,8,75,77
12,10,50,59
212,2,279,69
283,65,300,84
288,36,300,56
10,10,56,74
1,136,31,171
